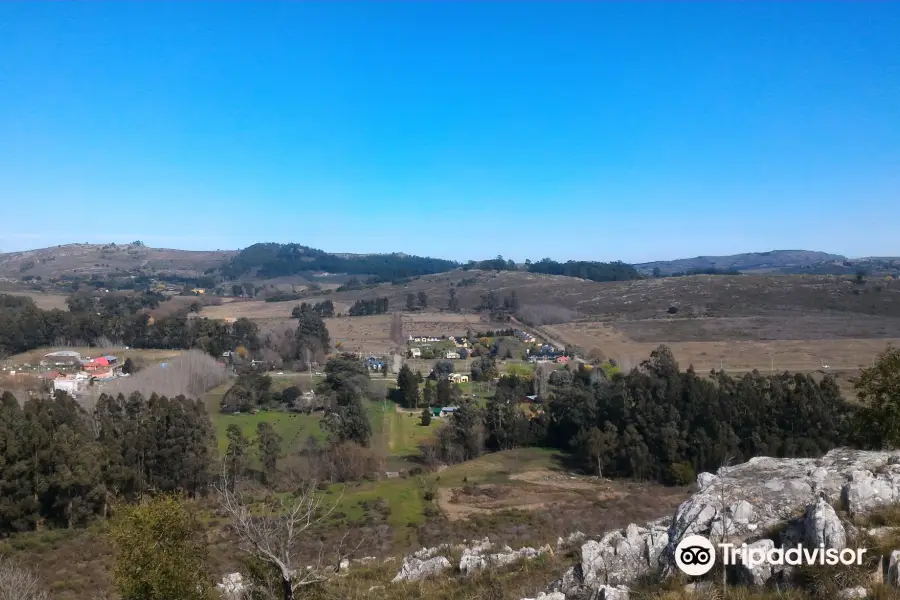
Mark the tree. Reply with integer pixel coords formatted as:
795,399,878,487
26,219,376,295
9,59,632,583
572,423,618,477
122,357,136,375
448,288,460,312
216,474,346,600
109,495,213,600
423,381,435,407
225,424,250,485
851,345,900,449
432,360,454,380
417,291,428,309
256,422,282,486
406,293,416,311
471,355,498,382
395,364,420,409
421,407,432,426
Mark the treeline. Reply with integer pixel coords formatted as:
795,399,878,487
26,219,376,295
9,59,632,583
421,345,857,485
461,256,642,283
0,390,214,533
292,300,335,318
221,243,459,282
348,297,389,316
0,292,261,358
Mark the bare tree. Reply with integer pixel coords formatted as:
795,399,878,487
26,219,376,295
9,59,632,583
0,556,48,600
532,362,552,397
215,469,349,600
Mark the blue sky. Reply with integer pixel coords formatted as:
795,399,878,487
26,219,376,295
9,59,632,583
1,2,898,263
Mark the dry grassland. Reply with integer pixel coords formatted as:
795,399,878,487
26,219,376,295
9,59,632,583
545,321,899,372
199,298,353,320
326,312,492,355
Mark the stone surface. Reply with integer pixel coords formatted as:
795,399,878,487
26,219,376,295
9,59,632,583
737,539,775,587
837,587,868,599
594,584,630,600
460,539,551,575
391,555,452,583
683,581,714,595
216,572,246,599
519,593,566,600
888,550,900,588
666,448,900,563
804,497,847,551
580,522,668,587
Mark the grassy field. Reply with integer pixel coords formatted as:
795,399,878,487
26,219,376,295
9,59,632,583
545,320,898,373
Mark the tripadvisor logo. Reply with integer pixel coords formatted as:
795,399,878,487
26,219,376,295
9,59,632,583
675,535,716,576
674,535,868,577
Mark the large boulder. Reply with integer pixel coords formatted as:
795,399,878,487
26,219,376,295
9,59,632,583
804,497,847,551
667,448,900,562
595,584,630,599
581,523,668,587
519,593,566,600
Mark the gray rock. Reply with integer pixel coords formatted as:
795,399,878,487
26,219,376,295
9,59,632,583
667,448,900,560
888,550,900,588
697,472,717,490
581,523,668,587
804,497,846,551
391,555,451,582
548,565,582,596
339,558,350,572
216,572,246,600
519,593,566,600
843,469,900,517
594,584,630,599
460,539,551,575
737,539,775,587
837,587,868,599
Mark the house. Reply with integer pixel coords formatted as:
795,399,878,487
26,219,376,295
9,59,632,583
53,372,89,395
439,406,458,417
449,373,469,384
556,355,570,364
83,356,112,372
191,288,206,295
409,347,422,358
443,350,460,360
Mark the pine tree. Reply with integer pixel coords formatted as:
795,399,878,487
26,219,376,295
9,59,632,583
256,422,282,485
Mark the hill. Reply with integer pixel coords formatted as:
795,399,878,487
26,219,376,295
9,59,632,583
0,242,235,280
634,249,847,276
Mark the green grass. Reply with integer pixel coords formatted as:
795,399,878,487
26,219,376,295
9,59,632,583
434,447,563,488
213,410,326,456
381,401,442,456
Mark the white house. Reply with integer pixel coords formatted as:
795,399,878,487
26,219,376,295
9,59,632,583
443,350,460,359
409,347,422,358
449,373,469,384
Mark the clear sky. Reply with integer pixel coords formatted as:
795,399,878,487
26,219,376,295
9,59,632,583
1,2,898,263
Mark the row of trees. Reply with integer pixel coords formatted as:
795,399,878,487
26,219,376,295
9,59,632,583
461,256,642,282
0,293,261,358
0,390,214,533
291,300,334,318
348,297,390,316
420,345,864,485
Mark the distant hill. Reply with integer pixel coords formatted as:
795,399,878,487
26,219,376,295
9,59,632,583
220,242,460,283
0,243,236,280
634,250,848,276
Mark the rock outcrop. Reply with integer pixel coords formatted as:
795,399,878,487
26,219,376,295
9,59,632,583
667,448,900,559
805,497,847,551
580,523,668,587
460,541,552,576
391,555,452,583
216,573,246,599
